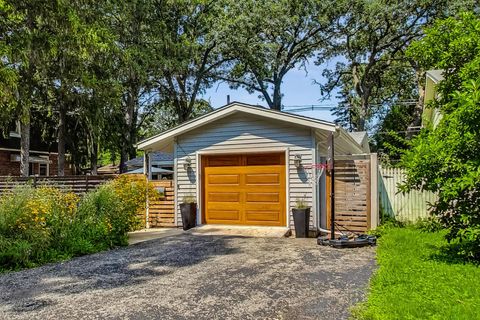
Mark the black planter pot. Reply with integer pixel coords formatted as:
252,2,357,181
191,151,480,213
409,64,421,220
292,208,310,238
180,202,197,230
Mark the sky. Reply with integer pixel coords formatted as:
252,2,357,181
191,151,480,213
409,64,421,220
201,58,340,122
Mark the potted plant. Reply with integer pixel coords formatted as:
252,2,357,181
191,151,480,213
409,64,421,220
180,194,196,230
292,197,310,238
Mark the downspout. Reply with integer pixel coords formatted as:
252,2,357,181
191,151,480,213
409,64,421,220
316,129,343,236
329,132,335,239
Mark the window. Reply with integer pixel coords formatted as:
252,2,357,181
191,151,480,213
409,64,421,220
39,163,48,176
28,163,36,176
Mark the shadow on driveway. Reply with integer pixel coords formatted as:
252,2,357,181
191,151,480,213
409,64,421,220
0,234,376,320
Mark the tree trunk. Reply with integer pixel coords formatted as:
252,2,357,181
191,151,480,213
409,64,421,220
58,105,66,176
271,83,282,111
20,110,30,177
120,147,128,173
90,139,98,175
356,99,368,132
177,104,190,123
120,86,137,173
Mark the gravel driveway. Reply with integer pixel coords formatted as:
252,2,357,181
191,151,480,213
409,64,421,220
0,234,375,320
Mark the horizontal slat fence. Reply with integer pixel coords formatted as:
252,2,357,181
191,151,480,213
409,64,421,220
379,167,437,222
148,180,175,227
117,174,175,228
328,159,371,233
0,175,117,195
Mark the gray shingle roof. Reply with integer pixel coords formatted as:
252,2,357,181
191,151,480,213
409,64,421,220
125,151,174,168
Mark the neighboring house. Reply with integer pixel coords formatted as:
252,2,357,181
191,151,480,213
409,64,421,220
347,131,370,153
97,164,119,175
125,151,174,180
423,69,444,128
0,122,73,176
137,102,371,233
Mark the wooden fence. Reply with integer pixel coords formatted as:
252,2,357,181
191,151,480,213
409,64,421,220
0,175,117,195
0,174,176,228
379,166,437,222
148,180,175,227
327,157,373,233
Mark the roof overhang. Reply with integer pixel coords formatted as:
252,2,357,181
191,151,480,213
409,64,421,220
137,102,365,155
333,127,367,155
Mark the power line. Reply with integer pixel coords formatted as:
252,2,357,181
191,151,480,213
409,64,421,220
281,100,419,113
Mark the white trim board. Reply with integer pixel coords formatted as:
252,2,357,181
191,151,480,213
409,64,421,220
138,102,337,150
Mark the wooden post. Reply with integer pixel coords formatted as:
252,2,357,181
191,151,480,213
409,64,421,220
370,153,379,228
144,153,150,229
147,152,153,181
143,151,148,176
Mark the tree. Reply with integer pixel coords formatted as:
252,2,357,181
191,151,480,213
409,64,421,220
141,99,212,137
321,0,475,131
401,13,480,259
42,0,115,175
1,0,55,176
0,1,19,135
106,0,162,173
154,0,230,123
222,0,341,110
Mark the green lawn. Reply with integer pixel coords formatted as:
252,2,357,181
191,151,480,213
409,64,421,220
353,227,480,320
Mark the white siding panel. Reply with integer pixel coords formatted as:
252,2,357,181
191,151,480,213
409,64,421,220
175,113,315,230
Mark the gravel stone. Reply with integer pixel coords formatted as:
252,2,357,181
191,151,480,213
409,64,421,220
0,234,376,320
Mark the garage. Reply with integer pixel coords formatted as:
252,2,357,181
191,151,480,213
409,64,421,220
137,102,372,232
202,153,286,226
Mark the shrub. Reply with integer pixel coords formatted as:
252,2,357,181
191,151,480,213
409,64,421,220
110,175,160,230
0,175,158,272
0,186,79,270
403,13,480,260
414,217,443,233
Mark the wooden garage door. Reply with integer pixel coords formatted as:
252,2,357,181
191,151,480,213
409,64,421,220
202,153,286,226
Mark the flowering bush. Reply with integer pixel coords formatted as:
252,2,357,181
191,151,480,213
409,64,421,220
0,186,80,270
109,175,160,230
0,175,157,272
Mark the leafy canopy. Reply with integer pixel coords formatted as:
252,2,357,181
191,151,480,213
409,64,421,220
401,12,480,260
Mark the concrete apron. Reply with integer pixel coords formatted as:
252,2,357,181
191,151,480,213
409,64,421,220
186,225,291,238
128,225,291,245
128,228,183,245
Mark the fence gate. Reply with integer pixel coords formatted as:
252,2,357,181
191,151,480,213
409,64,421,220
327,155,374,233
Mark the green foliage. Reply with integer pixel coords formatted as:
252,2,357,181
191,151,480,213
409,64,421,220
222,0,341,110
407,12,480,106
0,186,80,270
0,176,152,272
323,1,476,132
294,197,309,209
182,194,196,204
110,175,160,230
402,13,480,259
140,99,213,137
401,81,480,259
352,227,480,319
371,104,416,162
414,216,443,233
